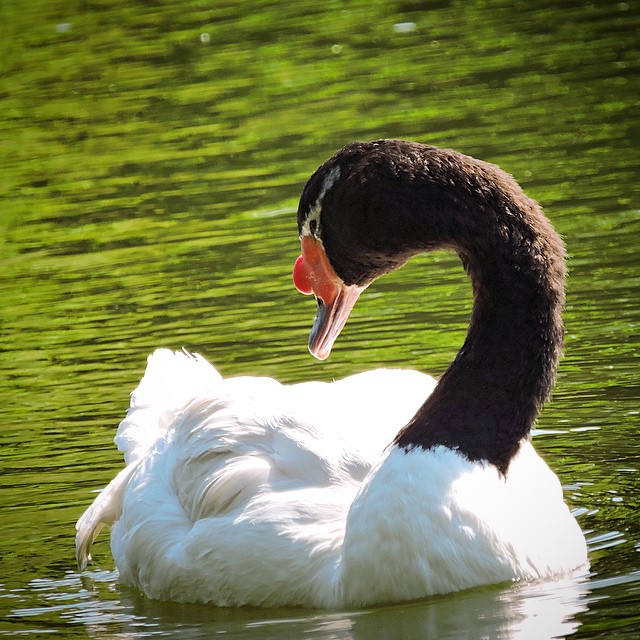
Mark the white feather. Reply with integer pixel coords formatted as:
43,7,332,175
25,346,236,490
340,443,588,606
76,348,587,607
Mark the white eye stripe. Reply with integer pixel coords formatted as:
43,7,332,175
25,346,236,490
301,203,321,238
300,166,341,238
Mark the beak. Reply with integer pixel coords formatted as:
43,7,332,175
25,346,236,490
308,283,362,360
293,237,365,360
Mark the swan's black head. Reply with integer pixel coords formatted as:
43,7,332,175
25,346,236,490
297,139,437,288
294,140,432,359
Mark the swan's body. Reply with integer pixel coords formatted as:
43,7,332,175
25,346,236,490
76,140,589,607
77,350,437,606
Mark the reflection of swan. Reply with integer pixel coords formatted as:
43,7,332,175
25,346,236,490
76,140,588,607
347,576,590,640
75,573,591,640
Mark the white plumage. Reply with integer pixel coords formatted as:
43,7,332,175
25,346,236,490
76,348,587,608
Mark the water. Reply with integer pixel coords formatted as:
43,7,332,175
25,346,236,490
1,0,639,637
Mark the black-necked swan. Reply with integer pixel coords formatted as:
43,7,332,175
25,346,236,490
75,139,588,608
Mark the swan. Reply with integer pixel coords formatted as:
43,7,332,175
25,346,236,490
76,139,588,608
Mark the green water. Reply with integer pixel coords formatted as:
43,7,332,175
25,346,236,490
1,0,639,637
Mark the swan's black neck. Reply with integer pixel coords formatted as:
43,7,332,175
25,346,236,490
301,140,566,474
394,243,565,474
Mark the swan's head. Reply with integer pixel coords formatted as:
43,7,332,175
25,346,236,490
293,140,419,360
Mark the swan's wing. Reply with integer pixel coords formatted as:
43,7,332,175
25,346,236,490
75,349,436,570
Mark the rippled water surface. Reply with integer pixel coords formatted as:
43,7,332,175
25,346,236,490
1,0,639,637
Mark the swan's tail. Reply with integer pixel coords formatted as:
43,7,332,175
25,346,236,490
115,348,223,465
75,348,222,570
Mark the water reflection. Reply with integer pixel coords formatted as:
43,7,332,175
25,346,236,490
12,566,640,637
12,570,597,640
